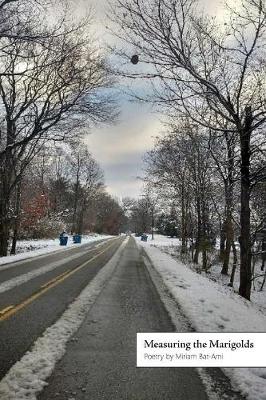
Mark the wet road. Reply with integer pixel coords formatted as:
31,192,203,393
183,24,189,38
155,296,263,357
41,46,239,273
0,237,245,400
38,237,209,400
0,237,123,379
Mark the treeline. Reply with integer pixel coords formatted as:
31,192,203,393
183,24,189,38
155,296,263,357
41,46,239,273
12,142,125,247
112,0,266,300
144,127,264,276
0,0,121,256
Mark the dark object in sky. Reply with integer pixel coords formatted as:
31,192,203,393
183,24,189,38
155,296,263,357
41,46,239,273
131,54,139,64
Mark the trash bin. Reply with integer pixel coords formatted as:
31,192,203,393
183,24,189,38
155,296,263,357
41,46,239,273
141,234,148,242
73,234,82,244
59,236,68,246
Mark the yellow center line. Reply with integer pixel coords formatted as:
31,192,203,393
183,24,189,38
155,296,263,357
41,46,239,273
0,238,111,270
0,239,120,323
40,269,71,289
0,305,14,316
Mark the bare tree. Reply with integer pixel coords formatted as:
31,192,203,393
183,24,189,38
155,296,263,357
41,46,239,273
110,0,266,299
208,127,239,275
144,131,192,253
95,193,125,235
69,144,104,235
144,124,215,270
0,1,116,256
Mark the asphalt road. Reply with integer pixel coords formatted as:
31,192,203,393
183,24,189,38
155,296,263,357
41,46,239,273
0,237,245,400
0,237,123,379
38,237,209,400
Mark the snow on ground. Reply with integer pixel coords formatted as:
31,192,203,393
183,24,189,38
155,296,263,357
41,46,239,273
139,235,182,247
137,234,266,314
0,234,113,267
137,235,266,400
0,238,128,400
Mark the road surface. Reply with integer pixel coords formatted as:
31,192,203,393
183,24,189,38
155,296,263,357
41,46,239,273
38,237,208,400
0,237,123,379
0,236,244,399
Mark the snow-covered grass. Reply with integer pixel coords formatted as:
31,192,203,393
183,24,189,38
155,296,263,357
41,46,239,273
136,234,181,248
138,236,266,400
0,238,128,400
0,234,113,267
136,234,266,315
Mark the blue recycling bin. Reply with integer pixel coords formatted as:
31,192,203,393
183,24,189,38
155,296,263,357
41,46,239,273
59,236,68,246
141,234,148,242
73,234,82,244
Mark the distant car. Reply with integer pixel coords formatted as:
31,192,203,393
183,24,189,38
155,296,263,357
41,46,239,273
135,233,142,237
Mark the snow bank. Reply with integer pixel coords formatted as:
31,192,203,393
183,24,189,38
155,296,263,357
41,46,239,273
137,234,266,315
0,234,113,268
140,242,266,400
0,238,128,400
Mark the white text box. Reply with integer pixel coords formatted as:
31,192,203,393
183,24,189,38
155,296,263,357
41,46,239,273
137,333,266,367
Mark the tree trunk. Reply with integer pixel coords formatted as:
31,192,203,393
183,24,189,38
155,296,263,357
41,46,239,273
71,183,79,234
0,184,10,257
190,238,194,259
0,119,16,256
229,239,238,287
181,183,187,253
219,221,226,261
221,136,235,275
259,269,266,291
193,198,201,264
151,206,154,240
193,242,200,264
238,107,252,300
0,170,11,256
221,237,231,275
0,214,9,256
10,224,18,255
221,216,233,275
201,214,208,272
261,239,266,271
10,180,22,255
77,206,84,235
202,248,208,272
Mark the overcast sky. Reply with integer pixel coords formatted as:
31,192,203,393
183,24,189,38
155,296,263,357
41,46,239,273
76,0,223,199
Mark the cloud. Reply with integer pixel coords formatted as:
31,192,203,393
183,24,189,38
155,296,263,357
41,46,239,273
79,0,225,199
106,180,143,199
84,104,163,165
103,160,144,198
84,111,162,198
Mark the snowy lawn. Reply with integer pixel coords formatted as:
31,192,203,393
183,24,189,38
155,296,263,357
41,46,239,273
137,234,266,315
138,236,266,400
0,234,113,267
